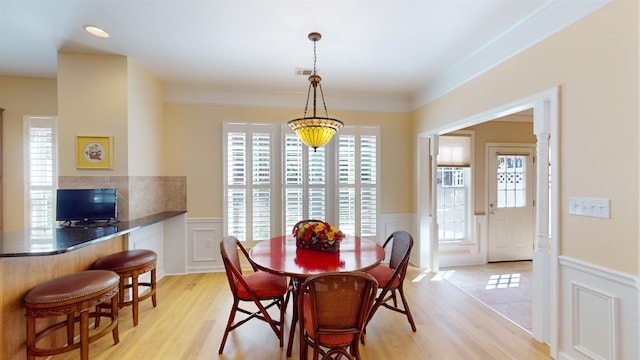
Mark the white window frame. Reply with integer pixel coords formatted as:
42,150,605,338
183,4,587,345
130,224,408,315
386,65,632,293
23,116,58,232
222,122,281,248
437,166,471,243
335,126,380,238
222,122,380,246
282,131,333,230
436,131,474,246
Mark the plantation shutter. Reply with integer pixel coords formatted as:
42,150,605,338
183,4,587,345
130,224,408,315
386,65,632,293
225,124,274,244
26,118,57,230
337,128,379,237
284,133,326,231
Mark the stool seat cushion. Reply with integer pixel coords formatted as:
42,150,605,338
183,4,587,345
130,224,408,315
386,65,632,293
93,249,157,270
25,270,119,305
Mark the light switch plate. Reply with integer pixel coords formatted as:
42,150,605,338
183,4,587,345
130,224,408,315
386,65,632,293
569,197,610,218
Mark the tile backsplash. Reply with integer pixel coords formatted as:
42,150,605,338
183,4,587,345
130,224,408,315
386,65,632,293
58,176,186,221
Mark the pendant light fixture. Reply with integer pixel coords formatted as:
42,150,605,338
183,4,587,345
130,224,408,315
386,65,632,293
288,32,344,151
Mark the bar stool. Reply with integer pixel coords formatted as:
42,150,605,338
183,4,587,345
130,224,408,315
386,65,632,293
24,270,120,360
92,249,158,326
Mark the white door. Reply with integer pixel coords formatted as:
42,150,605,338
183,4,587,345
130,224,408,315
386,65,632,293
487,145,535,262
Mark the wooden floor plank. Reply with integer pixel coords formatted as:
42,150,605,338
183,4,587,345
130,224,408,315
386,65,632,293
52,267,550,360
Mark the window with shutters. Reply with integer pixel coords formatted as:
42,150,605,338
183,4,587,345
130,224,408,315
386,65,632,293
223,123,379,245
224,123,277,247
283,134,327,230
337,128,378,237
24,116,58,250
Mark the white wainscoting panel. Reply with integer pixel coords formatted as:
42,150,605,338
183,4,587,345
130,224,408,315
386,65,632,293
128,222,165,283
127,213,188,277
558,256,639,360
571,282,618,359
187,218,224,273
379,213,417,263
163,213,188,275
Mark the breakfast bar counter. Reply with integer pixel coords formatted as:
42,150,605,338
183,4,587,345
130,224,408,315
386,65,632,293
0,211,186,257
0,211,186,360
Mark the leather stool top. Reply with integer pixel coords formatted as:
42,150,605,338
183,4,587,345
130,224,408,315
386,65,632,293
93,249,157,270
25,270,119,305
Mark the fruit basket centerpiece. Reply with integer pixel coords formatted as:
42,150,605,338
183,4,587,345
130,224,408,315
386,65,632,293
293,221,344,253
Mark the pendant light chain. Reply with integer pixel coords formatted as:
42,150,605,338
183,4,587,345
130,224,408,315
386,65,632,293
313,35,330,118
313,37,317,76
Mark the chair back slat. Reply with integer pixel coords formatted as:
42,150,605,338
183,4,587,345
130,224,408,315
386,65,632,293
387,230,412,270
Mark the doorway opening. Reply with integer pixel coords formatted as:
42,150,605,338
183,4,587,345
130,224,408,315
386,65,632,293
417,87,558,348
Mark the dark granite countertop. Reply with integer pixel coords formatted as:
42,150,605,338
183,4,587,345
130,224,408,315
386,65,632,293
0,211,186,257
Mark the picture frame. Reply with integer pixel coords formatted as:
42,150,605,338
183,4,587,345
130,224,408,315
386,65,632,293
76,136,113,169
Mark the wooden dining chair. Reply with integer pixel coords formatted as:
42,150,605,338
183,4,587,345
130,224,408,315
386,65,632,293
218,236,288,354
298,272,378,360
363,230,416,342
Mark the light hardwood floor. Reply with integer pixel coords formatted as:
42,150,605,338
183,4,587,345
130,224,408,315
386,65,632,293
52,266,550,360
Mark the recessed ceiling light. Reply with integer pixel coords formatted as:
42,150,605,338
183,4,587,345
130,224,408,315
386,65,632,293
84,25,109,38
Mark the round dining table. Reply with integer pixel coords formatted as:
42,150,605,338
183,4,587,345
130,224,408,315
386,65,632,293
249,234,385,357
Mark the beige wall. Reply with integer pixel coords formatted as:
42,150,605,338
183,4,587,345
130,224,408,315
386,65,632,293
127,60,165,176
0,54,175,228
414,0,639,275
0,76,57,232
164,103,413,218
57,52,129,176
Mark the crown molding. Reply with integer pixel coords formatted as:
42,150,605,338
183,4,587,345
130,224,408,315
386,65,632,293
411,0,611,110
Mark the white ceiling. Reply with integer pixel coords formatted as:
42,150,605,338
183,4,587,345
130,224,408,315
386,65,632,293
0,0,609,112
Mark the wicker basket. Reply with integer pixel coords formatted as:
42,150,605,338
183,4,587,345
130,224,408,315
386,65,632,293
295,237,340,253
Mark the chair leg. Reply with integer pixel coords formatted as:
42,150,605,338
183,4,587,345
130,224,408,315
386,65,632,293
299,319,306,360
283,277,293,311
391,289,398,307
279,296,285,347
219,299,239,354
312,343,321,360
397,286,417,331
254,299,282,343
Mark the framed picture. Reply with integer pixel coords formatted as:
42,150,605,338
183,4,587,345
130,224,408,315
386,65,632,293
76,136,113,169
